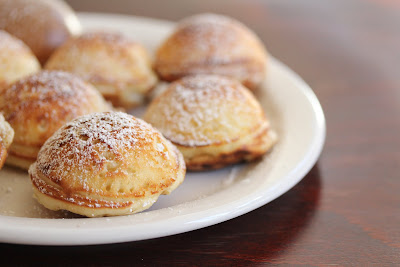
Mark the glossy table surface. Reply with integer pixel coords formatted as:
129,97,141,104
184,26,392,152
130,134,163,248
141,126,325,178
1,0,399,265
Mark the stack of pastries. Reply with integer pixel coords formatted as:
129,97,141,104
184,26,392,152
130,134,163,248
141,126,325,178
0,1,277,218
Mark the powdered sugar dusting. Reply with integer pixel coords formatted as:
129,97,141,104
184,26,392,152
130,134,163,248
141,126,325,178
38,112,148,175
7,70,88,97
0,70,110,147
45,31,157,106
46,31,139,82
161,13,264,67
2,70,105,119
145,75,262,146
34,112,175,196
170,14,242,63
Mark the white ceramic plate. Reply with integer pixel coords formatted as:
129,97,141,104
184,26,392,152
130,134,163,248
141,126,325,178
0,13,325,245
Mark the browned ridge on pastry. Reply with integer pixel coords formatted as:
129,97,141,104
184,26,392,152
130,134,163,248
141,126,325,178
144,75,277,171
29,112,186,217
155,13,268,90
0,70,111,170
0,0,81,64
46,31,158,108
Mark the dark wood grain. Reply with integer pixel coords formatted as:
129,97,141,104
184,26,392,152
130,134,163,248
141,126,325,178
1,0,399,265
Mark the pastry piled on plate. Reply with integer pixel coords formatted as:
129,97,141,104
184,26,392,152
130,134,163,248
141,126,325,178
0,70,111,170
0,30,40,91
29,112,186,217
0,7,278,219
155,13,268,90
46,32,158,108
0,113,14,169
144,75,277,170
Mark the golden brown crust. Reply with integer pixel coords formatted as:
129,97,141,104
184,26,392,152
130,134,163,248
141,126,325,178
179,125,277,171
155,13,268,90
144,75,277,171
0,0,81,64
0,70,111,169
0,30,40,90
29,112,186,217
45,32,158,108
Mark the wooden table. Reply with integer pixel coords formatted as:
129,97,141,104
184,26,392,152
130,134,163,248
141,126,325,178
1,0,399,265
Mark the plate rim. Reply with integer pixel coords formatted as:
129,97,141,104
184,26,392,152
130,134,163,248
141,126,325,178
0,12,326,246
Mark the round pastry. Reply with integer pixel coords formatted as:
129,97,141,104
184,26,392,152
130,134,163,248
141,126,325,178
0,0,81,64
29,112,186,217
0,70,111,170
45,32,158,109
144,75,277,171
0,113,14,169
154,13,268,90
0,30,40,90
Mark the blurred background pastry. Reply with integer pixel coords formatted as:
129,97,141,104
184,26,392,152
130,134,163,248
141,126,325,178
0,70,111,170
46,32,158,109
154,13,268,90
0,113,14,169
0,30,40,91
144,75,276,170
29,112,186,217
0,0,81,65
